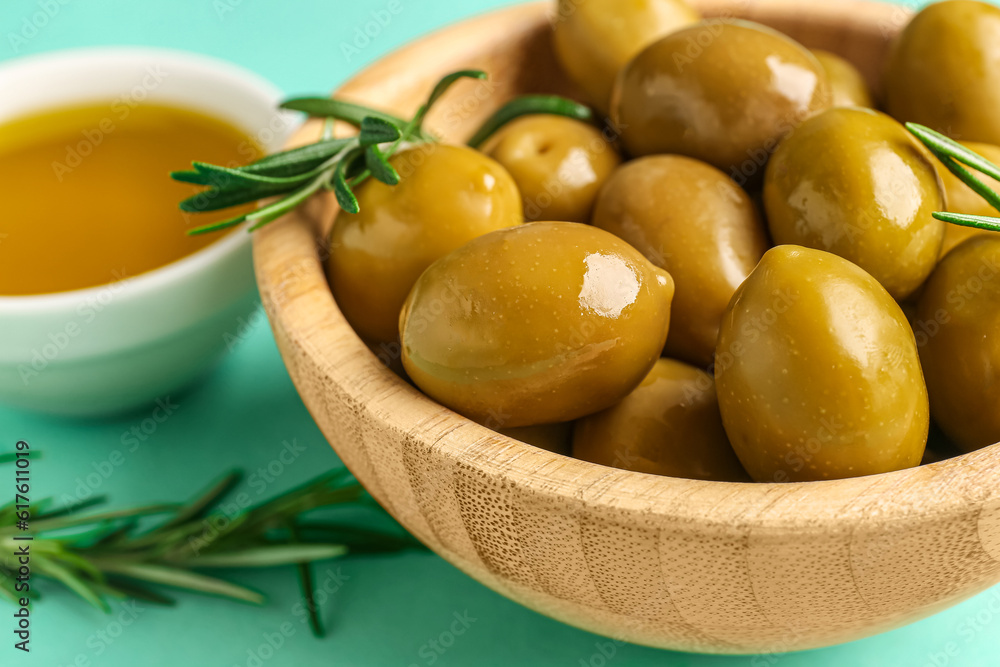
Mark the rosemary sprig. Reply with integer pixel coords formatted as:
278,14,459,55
466,94,594,148
907,123,1000,232
0,465,421,637
174,70,593,235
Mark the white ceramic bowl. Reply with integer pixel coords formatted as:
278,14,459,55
0,48,295,416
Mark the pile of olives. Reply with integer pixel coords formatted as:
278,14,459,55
326,0,1000,483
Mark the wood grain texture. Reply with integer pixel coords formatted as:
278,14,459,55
252,0,1000,653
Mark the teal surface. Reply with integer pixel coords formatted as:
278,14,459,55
2,0,1000,665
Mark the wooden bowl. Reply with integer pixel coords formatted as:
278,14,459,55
253,0,1000,653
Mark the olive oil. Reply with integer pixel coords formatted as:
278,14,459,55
0,103,262,295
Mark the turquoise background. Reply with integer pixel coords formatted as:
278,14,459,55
3,0,1000,665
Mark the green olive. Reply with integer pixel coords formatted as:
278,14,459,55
916,236,1000,453
573,358,750,481
885,0,1000,145
937,141,1000,257
552,0,700,113
715,245,928,482
764,107,945,300
810,49,873,108
483,115,622,223
592,155,769,366
400,221,675,427
499,422,573,455
611,19,832,179
327,143,522,343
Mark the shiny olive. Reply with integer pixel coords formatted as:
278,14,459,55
810,49,873,108
552,0,700,113
937,142,1000,256
499,422,573,455
592,155,769,366
885,0,1000,145
916,236,1000,453
716,245,928,482
327,143,522,343
573,358,750,481
400,221,675,427
611,19,832,179
483,115,622,223
764,107,945,300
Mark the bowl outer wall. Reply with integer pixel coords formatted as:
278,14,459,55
252,0,1000,653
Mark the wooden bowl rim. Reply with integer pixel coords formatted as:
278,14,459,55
253,0,1000,532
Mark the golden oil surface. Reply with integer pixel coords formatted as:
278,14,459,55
0,102,262,295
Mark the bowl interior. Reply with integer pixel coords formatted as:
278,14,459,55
260,0,1000,525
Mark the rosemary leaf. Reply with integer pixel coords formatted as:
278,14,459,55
122,513,249,554
426,70,488,111
467,95,594,148
238,485,363,536
906,123,1000,228
158,471,242,532
931,153,1000,216
0,570,24,602
240,138,354,175
280,97,408,128
189,162,316,188
248,469,355,510
907,123,1000,183
348,168,372,189
187,213,249,236
100,577,177,606
98,563,265,605
0,451,39,465
49,547,105,583
93,521,139,548
289,522,324,638
31,505,177,534
293,523,422,553
932,211,1000,231
171,170,214,185
179,184,288,213
402,69,488,137
358,116,402,147
341,147,367,180
34,556,109,613
185,544,347,568
364,145,400,185
332,163,360,214
35,495,107,522
0,581,19,604
297,565,323,638
246,175,329,231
